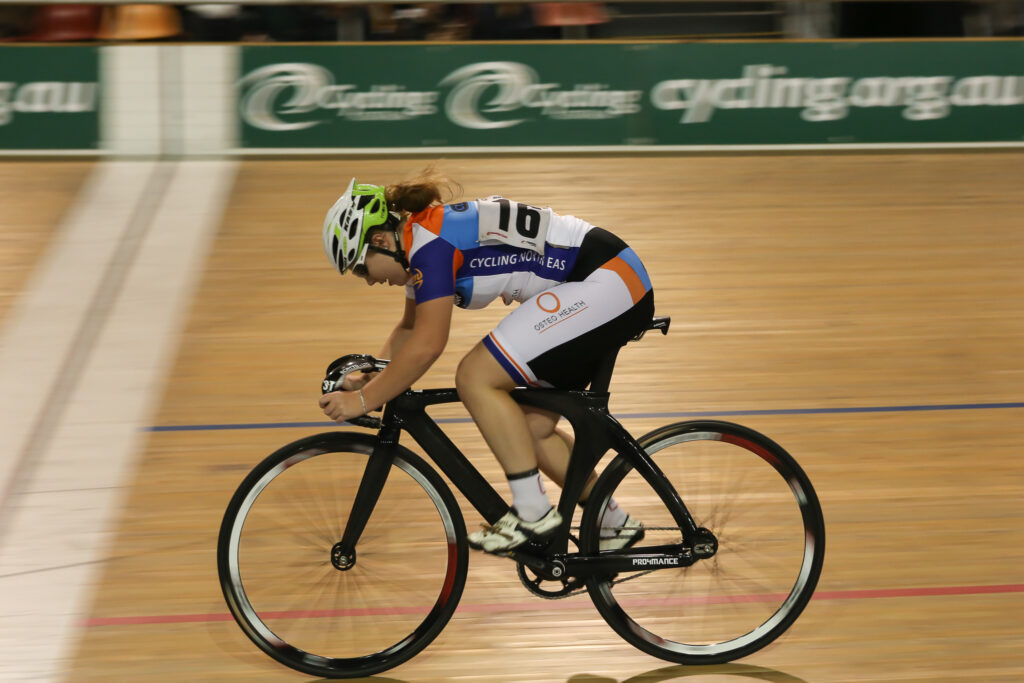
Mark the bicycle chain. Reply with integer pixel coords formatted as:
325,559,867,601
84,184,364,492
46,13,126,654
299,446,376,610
516,525,683,600
518,567,659,600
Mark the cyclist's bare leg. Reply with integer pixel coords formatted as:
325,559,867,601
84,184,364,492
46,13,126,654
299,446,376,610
524,405,630,539
456,342,537,476
522,406,597,500
457,343,625,532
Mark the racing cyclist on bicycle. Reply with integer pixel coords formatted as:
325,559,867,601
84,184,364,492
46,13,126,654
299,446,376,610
318,169,650,554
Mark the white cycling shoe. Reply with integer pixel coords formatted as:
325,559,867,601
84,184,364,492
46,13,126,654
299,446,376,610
599,515,645,551
467,507,562,554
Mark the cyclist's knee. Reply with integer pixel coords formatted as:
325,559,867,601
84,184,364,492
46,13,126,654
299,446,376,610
456,344,513,399
454,354,475,400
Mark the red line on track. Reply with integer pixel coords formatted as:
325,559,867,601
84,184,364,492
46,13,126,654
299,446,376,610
82,583,1024,627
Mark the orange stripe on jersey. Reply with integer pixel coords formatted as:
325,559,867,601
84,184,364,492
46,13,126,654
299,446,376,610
403,205,446,252
601,257,647,304
452,248,463,279
488,333,539,387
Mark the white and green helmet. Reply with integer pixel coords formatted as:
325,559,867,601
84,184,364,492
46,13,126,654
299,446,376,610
322,178,394,275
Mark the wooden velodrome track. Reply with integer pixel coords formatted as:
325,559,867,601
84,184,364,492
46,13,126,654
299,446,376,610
2,152,1023,681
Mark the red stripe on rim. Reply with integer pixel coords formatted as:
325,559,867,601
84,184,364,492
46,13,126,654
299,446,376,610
720,433,781,467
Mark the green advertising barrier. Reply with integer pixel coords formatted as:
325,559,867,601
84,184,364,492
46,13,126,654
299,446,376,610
0,46,100,151
238,41,1024,150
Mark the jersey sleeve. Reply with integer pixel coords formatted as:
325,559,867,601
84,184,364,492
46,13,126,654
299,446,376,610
408,236,458,304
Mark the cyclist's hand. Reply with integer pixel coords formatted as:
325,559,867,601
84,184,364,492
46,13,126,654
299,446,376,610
319,391,364,423
341,370,375,391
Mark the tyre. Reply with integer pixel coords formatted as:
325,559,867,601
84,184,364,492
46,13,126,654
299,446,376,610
580,420,825,664
217,431,468,678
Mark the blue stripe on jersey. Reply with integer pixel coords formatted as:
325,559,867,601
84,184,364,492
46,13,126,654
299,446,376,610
440,202,581,282
409,235,456,304
454,276,474,308
616,247,653,292
544,244,579,278
458,243,576,282
439,202,482,250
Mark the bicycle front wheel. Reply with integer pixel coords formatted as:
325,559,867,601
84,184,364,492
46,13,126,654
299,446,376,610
217,432,468,679
581,420,825,664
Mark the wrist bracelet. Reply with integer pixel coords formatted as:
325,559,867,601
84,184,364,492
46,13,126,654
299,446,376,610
357,389,368,415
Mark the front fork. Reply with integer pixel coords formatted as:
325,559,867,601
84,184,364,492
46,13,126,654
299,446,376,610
331,420,401,571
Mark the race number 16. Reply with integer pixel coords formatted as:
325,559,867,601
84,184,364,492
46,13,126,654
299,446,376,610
495,198,541,239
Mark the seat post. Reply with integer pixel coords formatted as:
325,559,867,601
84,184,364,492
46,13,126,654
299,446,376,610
588,346,621,394
588,315,669,394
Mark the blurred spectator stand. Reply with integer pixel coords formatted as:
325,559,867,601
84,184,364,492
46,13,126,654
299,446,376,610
182,4,243,41
97,4,182,41
532,2,610,38
5,4,101,42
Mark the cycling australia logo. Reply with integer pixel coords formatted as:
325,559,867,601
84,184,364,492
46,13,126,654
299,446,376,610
0,81,98,126
440,62,641,129
238,63,438,131
238,61,641,131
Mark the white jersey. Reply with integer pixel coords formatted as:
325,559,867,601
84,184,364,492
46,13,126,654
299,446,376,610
402,198,594,309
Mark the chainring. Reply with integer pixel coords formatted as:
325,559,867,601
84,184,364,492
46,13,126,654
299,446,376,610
516,534,585,599
515,525,691,598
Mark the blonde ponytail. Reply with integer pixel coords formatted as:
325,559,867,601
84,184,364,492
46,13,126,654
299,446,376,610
385,166,461,214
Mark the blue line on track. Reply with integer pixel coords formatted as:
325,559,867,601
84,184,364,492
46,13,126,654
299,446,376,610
147,401,1024,433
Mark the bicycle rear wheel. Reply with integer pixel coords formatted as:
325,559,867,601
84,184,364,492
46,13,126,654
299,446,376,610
580,420,824,664
217,432,467,679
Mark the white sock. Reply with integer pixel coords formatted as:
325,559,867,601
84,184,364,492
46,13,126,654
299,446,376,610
507,468,552,522
599,497,628,538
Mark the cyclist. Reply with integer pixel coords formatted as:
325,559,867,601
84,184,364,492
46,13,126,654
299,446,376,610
318,169,651,554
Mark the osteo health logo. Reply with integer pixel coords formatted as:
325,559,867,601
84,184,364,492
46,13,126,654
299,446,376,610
536,292,560,313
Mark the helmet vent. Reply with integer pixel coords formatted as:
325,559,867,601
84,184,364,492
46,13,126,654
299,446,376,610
323,179,390,275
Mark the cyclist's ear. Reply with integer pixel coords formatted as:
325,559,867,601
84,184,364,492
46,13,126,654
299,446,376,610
368,230,391,248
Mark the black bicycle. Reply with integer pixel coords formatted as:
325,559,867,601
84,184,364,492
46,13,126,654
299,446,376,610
217,316,825,679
